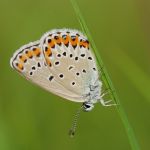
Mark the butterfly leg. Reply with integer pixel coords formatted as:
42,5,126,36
101,88,114,97
99,90,117,107
99,99,117,107
102,87,116,98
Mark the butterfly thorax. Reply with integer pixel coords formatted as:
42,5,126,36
84,80,102,104
81,80,101,112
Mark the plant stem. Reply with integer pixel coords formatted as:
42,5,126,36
69,0,140,149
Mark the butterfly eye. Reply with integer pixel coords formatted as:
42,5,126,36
83,102,94,112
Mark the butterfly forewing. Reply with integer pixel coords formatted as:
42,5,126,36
40,29,100,101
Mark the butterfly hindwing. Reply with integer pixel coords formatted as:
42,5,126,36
10,41,84,102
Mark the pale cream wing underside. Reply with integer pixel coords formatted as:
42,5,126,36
10,41,84,102
40,29,99,98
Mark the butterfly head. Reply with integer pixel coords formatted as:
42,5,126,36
82,102,94,112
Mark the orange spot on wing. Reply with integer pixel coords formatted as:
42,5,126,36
45,47,52,57
16,63,24,71
82,41,88,48
79,39,83,47
19,55,27,63
54,36,62,45
48,39,55,48
70,36,79,47
33,48,41,57
80,39,89,49
45,57,52,66
62,35,70,45
26,50,33,58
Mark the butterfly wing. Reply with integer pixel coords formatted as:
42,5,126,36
10,41,84,102
40,29,101,102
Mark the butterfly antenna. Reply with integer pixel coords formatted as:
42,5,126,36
69,105,83,138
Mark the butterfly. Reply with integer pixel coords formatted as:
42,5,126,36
10,29,115,136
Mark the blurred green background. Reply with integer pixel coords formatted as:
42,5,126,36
0,0,150,149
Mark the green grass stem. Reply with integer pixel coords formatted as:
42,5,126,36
69,0,140,149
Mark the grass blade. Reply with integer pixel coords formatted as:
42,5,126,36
69,0,140,149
